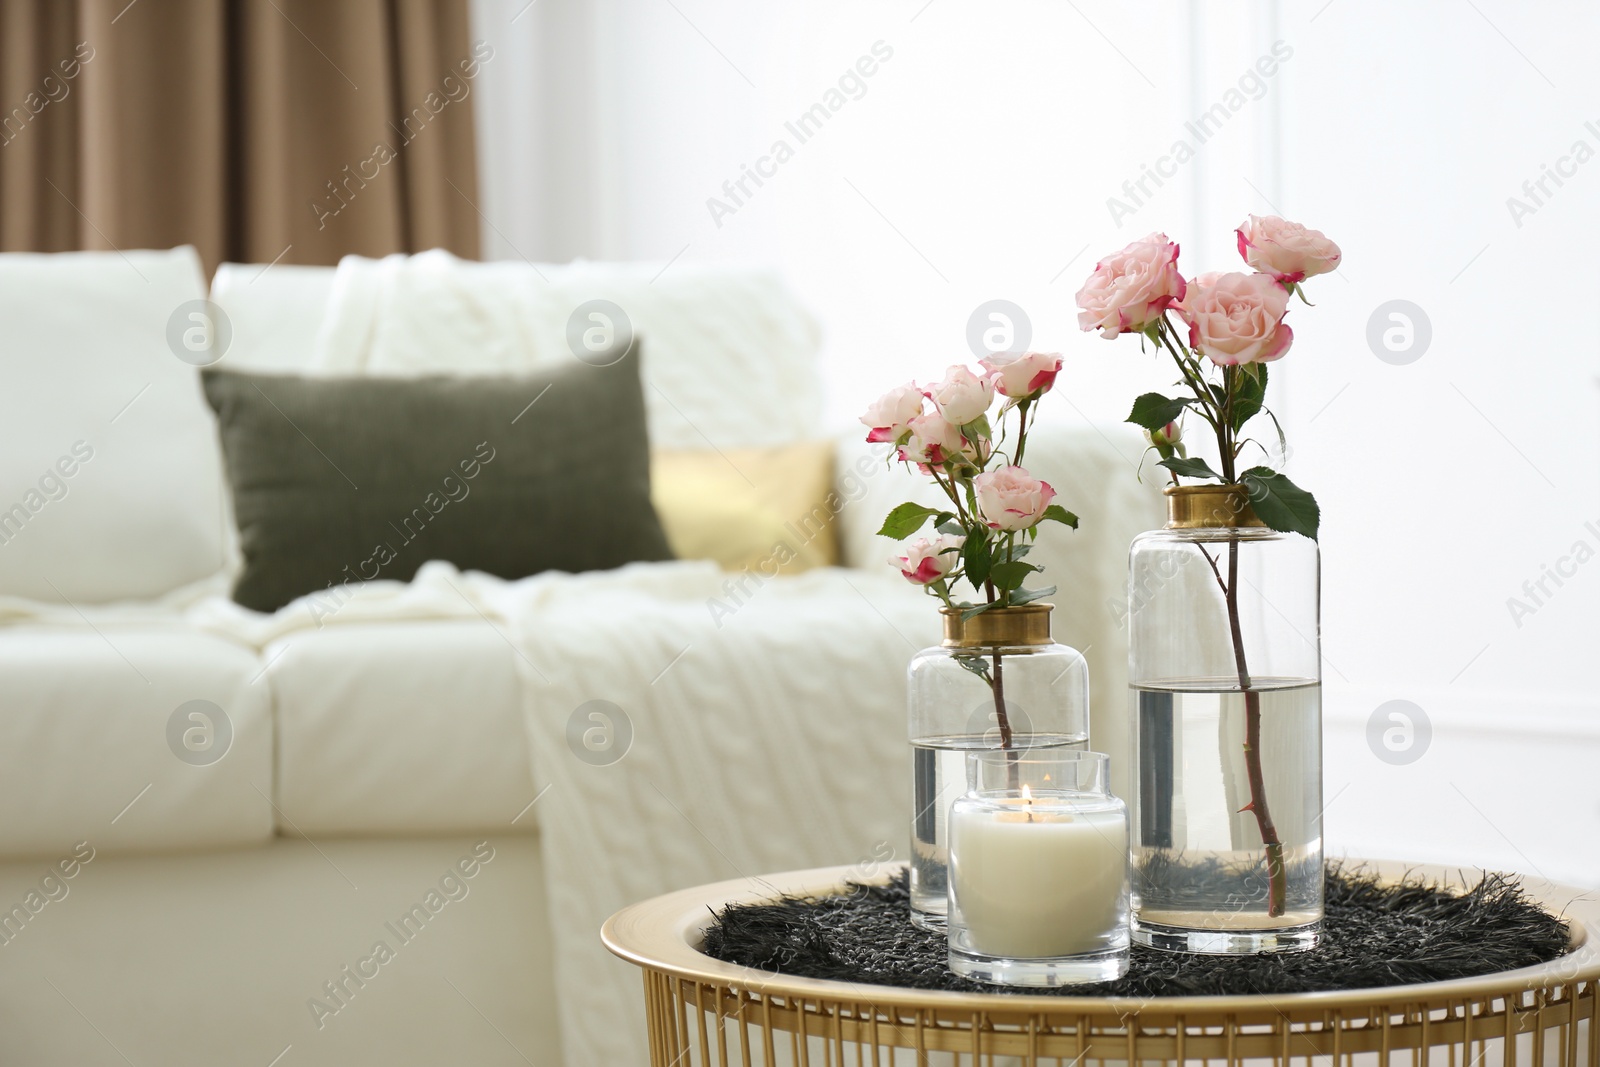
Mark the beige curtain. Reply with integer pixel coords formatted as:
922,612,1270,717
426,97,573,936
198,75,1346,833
0,0,480,271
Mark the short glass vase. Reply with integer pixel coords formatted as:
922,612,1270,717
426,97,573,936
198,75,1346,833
947,750,1130,986
907,604,1089,931
1128,484,1323,954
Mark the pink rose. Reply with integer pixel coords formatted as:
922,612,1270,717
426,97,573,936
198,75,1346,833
974,465,1056,531
1076,233,1187,338
925,364,994,425
1235,215,1341,285
898,413,965,468
1176,272,1293,367
890,533,965,585
860,383,925,444
980,352,1063,399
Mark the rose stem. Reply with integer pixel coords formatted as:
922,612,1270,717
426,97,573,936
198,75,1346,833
984,578,1020,791
1225,530,1286,917
1192,355,1286,920
990,650,1011,746
994,408,1024,758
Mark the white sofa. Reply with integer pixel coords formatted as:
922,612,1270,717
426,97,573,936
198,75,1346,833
0,247,1161,1066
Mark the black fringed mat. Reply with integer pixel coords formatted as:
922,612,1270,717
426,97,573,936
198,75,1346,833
702,866,1572,996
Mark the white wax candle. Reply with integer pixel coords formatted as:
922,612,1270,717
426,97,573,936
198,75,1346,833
949,797,1128,959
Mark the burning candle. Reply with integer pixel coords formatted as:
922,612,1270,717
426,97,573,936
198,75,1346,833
947,751,1130,985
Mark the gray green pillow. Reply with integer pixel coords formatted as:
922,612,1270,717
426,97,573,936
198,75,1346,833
202,347,672,613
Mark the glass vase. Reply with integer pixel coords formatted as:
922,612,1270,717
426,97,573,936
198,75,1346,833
1127,484,1322,954
947,749,1130,986
906,604,1089,931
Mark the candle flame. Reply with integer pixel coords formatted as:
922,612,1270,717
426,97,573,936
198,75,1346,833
1020,784,1032,801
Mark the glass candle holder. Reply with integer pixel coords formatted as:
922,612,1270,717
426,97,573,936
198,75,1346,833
947,750,1130,987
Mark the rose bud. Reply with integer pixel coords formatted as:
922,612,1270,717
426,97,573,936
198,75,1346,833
898,413,966,469
980,351,1063,400
859,383,924,444
1235,215,1341,285
1144,420,1184,459
925,364,994,425
889,533,965,585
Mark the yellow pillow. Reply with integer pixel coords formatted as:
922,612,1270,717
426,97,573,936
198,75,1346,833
650,442,839,575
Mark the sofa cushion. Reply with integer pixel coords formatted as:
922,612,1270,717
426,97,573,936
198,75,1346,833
0,247,227,602
0,625,272,857
201,345,672,612
265,621,538,835
205,263,333,373
650,441,839,574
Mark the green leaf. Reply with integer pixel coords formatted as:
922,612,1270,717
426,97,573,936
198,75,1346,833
1158,456,1222,481
1231,363,1267,431
1240,466,1320,540
953,652,993,683
960,602,993,621
988,561,1036,590
1040,504,1079,529
877,502,940,539
1009,585,1056,606
1262,405,1288,460
1004,543,1032,561
935,519,965,537
962,534,992,591
1126,392,1190,432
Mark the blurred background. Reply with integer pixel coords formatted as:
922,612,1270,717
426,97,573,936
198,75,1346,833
2,0,1595,880
472,0,1600,880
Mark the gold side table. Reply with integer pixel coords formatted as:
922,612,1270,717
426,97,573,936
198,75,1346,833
603,861,1600,1067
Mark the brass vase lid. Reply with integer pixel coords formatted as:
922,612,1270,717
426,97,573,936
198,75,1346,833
940,603,1053,648
1164,484,1265,530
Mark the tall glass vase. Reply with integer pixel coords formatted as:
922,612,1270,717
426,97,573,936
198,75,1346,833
906,604,1089,931
1127,485,1322,954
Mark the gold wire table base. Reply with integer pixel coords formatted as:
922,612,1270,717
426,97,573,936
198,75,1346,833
604,862,1600,1067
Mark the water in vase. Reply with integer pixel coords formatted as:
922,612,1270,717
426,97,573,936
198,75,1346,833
909,732,1088,930
1131,677,1322,952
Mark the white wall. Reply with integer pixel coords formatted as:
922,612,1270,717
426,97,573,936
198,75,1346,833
470,0,1192,425
471,0,1600,884
1270,0,1600,884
